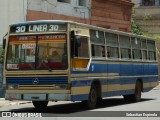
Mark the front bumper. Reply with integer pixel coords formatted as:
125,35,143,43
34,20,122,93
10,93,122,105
5,93,71,101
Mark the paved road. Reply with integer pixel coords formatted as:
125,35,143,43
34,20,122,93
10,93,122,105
0,88,159,120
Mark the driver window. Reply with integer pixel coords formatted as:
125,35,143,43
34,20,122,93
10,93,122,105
75,36,89,58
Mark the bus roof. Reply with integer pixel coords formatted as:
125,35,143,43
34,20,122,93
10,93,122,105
10,20,155,40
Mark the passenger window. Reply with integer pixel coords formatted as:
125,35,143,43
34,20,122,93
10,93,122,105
92,45,105,57
119,35,131,59
106,32,119,58
90,30,105,44
142,39,148,60
131,37,142,60
147,40,156,60
90,29,105,58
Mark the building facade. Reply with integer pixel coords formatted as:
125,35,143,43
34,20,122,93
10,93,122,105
132,0,160,36
0,0,133,44
132,0,160,75
0,0,27,44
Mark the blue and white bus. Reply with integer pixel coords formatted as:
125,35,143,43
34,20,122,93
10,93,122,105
3,20,159,109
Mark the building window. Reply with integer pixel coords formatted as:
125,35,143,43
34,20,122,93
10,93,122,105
57,0,70,3
142,0,156,6
79,0,86,6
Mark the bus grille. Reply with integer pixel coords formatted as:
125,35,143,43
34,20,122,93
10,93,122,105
19,85,55,90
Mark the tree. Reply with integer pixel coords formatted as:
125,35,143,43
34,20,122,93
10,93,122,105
131,18,143,35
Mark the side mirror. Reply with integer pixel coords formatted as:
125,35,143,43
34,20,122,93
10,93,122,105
3,38,6,49
3,33,8,49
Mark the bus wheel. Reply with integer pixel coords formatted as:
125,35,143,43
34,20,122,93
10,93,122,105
134,80,142,102
32,101,48,110
83,84,97,109
123,81,142,102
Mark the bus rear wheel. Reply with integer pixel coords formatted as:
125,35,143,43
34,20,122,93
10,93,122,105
82,84,97,109
32,101,48,110
124,81,142,102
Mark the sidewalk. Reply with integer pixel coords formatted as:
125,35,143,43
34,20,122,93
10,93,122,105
0,98,31,107
154,83,160,90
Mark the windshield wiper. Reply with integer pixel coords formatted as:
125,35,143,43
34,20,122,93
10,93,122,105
35,55,52,72
39,62,52,72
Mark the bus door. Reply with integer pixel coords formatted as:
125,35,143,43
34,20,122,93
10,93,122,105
70,27,91,101
70,28,91,70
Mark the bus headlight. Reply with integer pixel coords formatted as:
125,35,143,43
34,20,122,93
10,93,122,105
7,85,19,90
55,84,71,90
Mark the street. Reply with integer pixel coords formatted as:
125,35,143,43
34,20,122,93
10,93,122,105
0,86,159,120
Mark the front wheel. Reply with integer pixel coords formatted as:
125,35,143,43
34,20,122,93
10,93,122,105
32,101,49,110
82,84,97,109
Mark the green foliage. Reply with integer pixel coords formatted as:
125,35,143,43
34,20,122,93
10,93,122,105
143,33,160,40
131,18,143,35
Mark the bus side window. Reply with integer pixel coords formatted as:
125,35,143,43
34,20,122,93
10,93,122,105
105,32,119,58
91,44,95,57
131,37,141,60
107,47,110,57
148,40,156,60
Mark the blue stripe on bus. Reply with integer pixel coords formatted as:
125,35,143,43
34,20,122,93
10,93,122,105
71,63,158,76
71,78,158,87
6,77,68,84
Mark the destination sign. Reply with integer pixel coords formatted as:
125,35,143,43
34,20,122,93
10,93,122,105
10,24,67,33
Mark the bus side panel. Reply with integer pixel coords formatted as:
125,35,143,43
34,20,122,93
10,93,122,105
120,62,135,95
70,70,90,101
132,63,143,76
143,63,158,92
71,61,109,101
103,61,121,97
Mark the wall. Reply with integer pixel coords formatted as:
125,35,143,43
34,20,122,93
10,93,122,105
27,10,91,24
91,0,133,31
0,0,27,44
27,0,133,32
0,0,133,45
132,0,160,35
27,0,90,19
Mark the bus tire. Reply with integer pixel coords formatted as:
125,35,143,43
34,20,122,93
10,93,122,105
133,80,142,102
123,80,142,102
82,84,97,109
32,101,48,110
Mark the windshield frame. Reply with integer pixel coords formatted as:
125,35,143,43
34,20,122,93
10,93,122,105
6,33,68,71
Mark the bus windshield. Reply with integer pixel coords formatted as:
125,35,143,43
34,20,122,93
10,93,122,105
6,34,67,70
